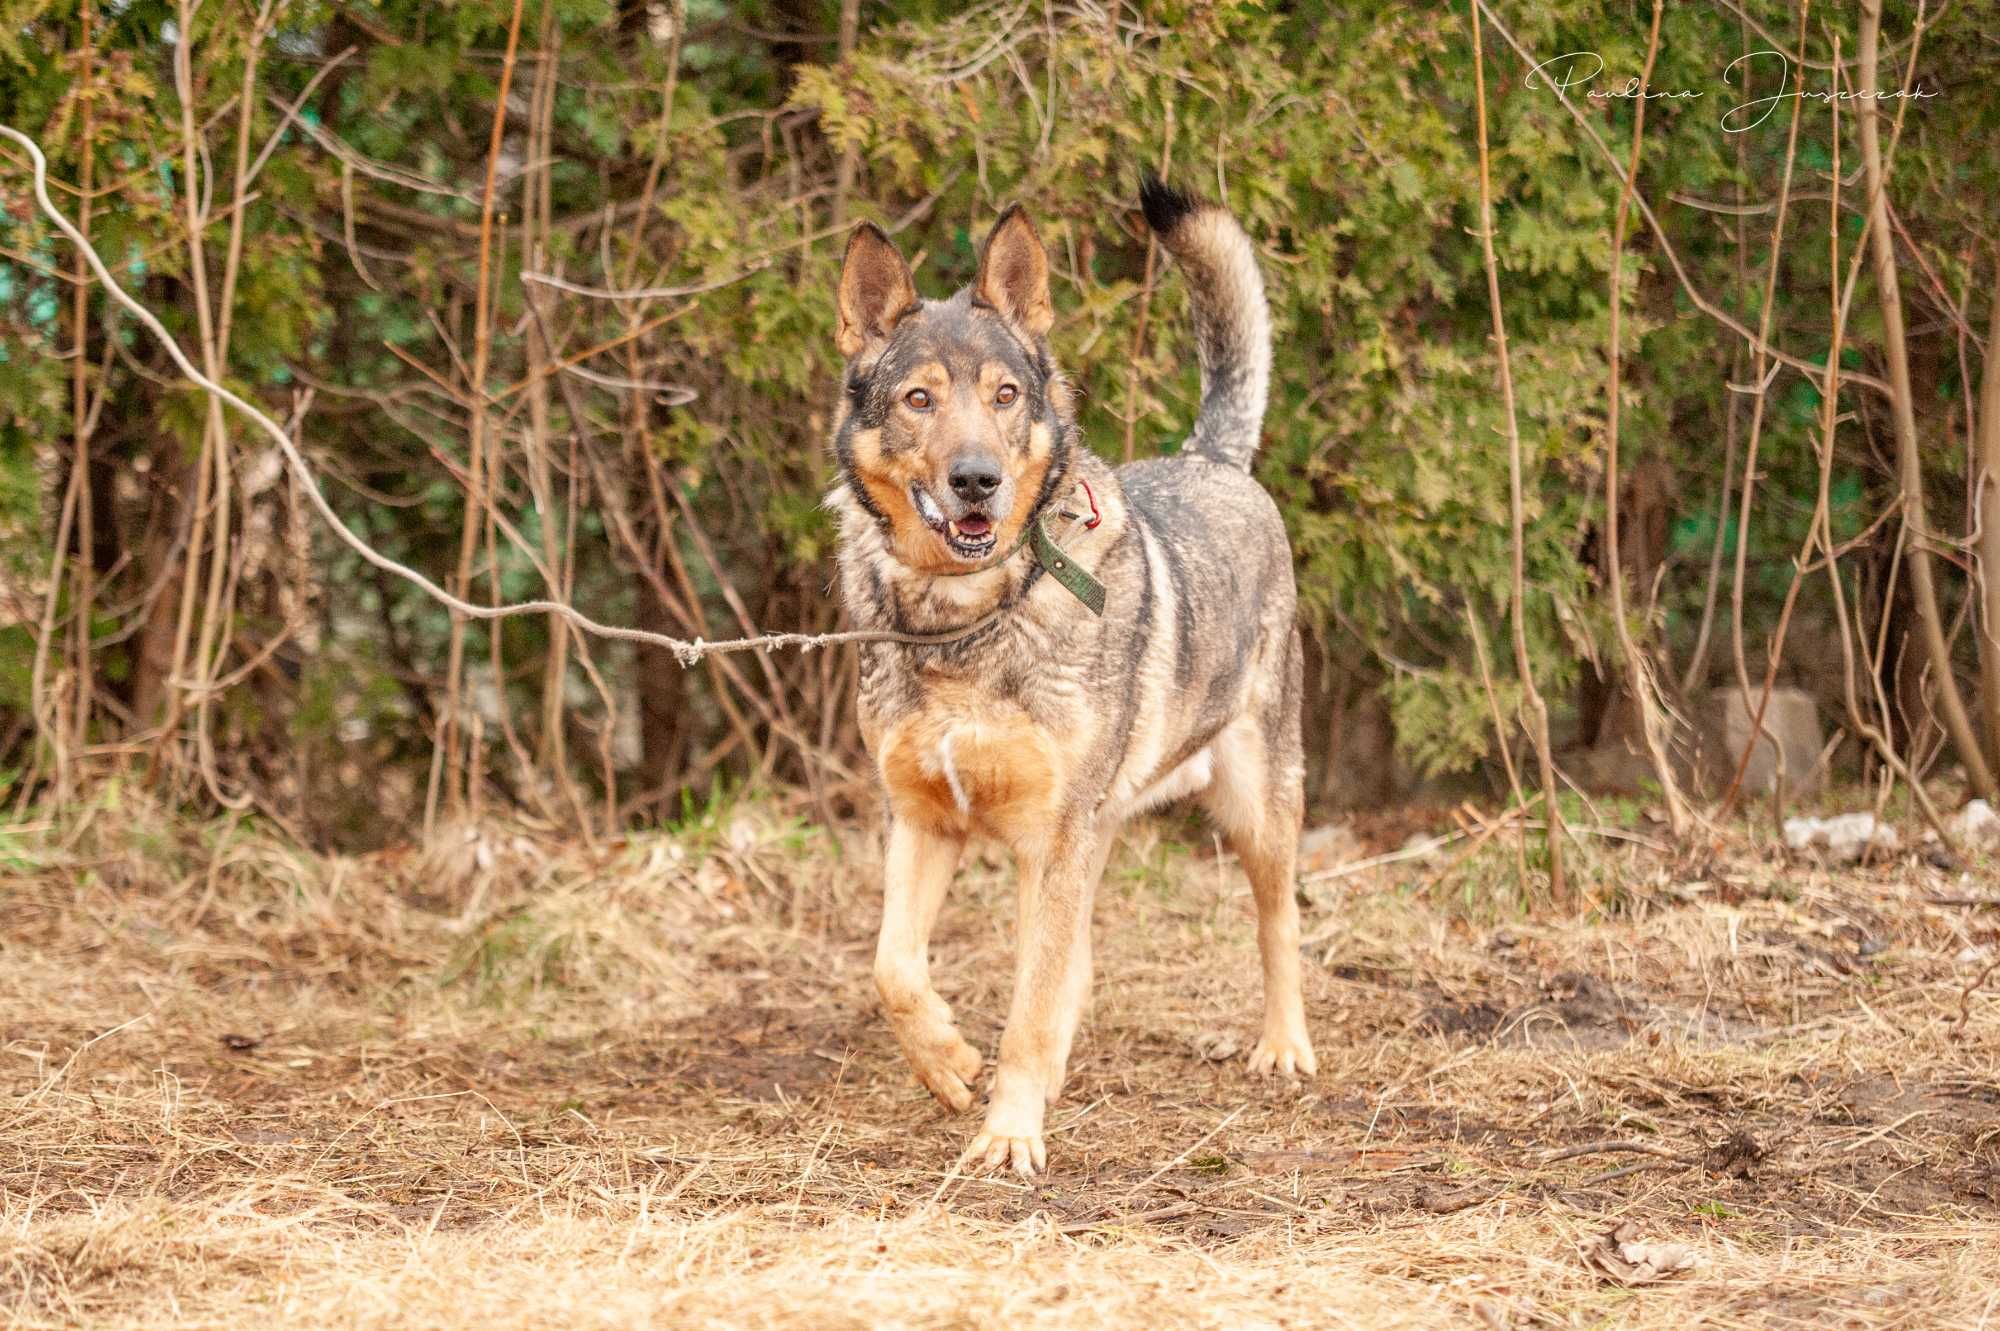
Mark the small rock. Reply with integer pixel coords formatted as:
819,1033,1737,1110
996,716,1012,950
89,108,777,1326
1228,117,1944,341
1616,1235,1700,1279
1949,799,2000,849
1783,812,1900,864
1298,823,1361,875
1700,686,1826,797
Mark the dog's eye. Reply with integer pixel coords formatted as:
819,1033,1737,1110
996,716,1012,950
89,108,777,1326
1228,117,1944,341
995,384,1019,407
903,388,933,411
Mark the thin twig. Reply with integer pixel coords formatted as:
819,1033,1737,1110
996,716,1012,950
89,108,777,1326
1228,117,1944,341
1056,1201,1201,1234
1467,605,1529,890
1300,832,1468,884
520,262,775,302
1601,0,1690,843
1542,1139,1692,1166
65,0,98,795
1975,262,2000,758
1121,110,1172,465
1719,0,1810,826
437,0,530,825
1855,0,1994,796
1580,1158,1692,1188
1469,0,1565,903
1471,0,1893,400
1953,952,2000,1038
0,124,1012,673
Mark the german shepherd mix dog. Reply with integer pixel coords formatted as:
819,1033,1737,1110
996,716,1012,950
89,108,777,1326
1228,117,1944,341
829,177,1313,1175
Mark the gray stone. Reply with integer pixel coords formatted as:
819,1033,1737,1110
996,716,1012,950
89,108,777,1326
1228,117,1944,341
1783,812,1899,862
1700,686,1826,797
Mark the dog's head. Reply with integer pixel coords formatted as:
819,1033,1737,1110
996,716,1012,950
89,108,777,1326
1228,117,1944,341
830,206,1071,573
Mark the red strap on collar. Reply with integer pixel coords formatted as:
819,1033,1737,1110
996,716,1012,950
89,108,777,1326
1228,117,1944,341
1079,478,1101,529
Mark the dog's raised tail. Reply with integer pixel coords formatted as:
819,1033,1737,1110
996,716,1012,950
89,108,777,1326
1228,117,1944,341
1139,173,1272,471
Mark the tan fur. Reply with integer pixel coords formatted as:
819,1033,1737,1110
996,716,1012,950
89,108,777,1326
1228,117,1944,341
878,684,1065,846
845,426,949,574
873,821,983,1111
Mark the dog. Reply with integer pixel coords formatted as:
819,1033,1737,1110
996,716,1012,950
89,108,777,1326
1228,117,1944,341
828,175,1314,1175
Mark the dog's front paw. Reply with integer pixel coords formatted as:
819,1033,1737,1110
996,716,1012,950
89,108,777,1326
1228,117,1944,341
907,1032,984,1113
965,1069,1050,1175
965,1125,1047,1176
1248,1027,1318,1079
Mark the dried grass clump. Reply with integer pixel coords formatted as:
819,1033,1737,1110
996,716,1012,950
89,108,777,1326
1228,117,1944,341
6,795,2000,1329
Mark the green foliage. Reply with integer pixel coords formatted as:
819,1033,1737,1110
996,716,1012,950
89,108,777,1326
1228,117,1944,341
2,0,1996,825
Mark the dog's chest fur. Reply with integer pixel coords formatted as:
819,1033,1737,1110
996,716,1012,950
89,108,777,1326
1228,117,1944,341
841,480,1114,844
837,451,1293,846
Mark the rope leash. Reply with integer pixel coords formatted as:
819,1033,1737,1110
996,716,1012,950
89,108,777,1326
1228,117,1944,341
0,123,1093,665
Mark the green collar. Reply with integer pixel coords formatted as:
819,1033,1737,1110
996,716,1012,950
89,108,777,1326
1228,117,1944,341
1029,515,1106,615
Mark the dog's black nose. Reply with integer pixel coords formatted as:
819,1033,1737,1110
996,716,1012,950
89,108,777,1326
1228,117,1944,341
948,456,1002,501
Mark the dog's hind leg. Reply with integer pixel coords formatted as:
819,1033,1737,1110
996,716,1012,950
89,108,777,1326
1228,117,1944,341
875,818,984,1112
1199,645,1317,1078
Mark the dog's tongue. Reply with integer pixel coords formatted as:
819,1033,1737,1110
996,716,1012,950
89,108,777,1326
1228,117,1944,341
954,514,992,537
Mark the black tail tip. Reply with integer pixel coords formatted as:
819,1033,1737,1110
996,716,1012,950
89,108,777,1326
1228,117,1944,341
1139,172,1197,236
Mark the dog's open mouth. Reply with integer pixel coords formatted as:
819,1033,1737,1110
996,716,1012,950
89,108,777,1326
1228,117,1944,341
911,484,998,560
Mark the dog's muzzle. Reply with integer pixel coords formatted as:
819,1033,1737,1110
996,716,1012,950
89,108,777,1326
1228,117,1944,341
911,482,1002,561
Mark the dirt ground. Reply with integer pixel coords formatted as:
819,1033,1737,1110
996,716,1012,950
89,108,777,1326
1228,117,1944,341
6,794,2000,1329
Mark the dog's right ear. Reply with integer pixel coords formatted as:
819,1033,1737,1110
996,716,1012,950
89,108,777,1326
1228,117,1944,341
836,223,918,359
974,205,1054,339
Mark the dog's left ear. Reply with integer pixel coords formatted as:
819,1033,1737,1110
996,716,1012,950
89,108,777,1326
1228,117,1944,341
974,205,1054,339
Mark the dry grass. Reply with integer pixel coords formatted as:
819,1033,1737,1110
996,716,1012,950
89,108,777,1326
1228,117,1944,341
6,789,2000,1329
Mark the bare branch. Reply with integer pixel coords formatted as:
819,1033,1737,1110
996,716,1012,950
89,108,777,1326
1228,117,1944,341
0,123,1005,676
1469,1,1567,903
1472,0,1892,400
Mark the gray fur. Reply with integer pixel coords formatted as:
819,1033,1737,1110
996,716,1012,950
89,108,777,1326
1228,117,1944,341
1140,178,1273,472
828,182,1311,1177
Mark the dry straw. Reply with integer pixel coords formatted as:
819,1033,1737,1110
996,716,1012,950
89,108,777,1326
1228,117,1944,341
7,796,2000,1328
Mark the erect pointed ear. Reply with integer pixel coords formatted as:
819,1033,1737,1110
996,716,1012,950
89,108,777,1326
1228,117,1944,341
974,204,1054,339
836,223,918,359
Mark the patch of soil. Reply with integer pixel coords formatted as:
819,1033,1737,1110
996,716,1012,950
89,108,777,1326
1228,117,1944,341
1416,972,1658,1050
658,1004,853,1102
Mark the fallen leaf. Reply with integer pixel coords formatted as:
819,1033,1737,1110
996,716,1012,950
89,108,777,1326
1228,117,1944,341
1414,1181,1498,1214
1582,1219,1700,1285
1192,1031,1240,1062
